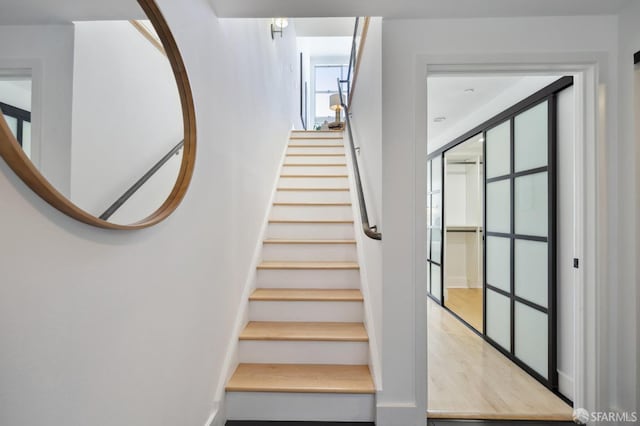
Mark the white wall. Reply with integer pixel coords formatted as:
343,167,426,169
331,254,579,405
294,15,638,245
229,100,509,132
346,16,383,385
617,0,640,414
381,15,625,423
70,20,183,222
0,1,298,425
0,25,74,195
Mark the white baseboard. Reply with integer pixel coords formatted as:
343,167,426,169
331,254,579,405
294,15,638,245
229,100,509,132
558,369,574,402
377,402,421,426
204,406,224,426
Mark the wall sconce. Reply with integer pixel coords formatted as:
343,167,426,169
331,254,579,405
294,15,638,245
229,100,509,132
329,93,346,129
271,18,289,39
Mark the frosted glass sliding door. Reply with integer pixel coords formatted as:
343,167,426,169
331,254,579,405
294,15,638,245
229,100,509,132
483,97,558,387
427,154,443,303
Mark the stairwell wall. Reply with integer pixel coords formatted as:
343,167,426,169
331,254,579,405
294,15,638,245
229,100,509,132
0,1,299,425
347,17,383,385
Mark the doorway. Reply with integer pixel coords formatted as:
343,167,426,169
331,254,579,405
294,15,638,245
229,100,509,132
443,133,484,331
426,75,577,419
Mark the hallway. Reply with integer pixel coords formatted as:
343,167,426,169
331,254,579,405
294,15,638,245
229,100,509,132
427,298,573,421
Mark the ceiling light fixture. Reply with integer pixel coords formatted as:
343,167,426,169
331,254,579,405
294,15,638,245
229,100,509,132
434,116,447,123
464,88,475,93
271,18,289,40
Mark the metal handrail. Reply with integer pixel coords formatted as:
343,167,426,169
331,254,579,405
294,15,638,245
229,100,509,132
337,78,381,240
99,140,184,221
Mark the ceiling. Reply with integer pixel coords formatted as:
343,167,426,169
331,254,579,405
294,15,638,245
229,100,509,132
427,75,558,148
210,0,630,18
293,18,356,37
0,0,145,25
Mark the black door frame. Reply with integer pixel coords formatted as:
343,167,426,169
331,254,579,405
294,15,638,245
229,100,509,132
426,76,574,395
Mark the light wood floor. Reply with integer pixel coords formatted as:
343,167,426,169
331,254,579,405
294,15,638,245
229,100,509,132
445,288,483,331
427,299,573,421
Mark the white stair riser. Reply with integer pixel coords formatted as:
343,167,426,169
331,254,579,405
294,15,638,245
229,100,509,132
266,223,356,240
249,300,364,322
256,269,361,289
278,177,349,188
238,340,368,364
285,156,346,165
287,147,344,155
274,190,351,203
270,205,353,221
262,243,357,262
281,166,347,175
226,392,375,422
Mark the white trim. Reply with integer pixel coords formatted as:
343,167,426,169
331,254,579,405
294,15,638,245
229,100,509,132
203,407,223,426
414,52,608,419
212,131,291,409
377,402,420,424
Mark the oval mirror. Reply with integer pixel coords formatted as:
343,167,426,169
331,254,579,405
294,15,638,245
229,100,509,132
0,0,195,229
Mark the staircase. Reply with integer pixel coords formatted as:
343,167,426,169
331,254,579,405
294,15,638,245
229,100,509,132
225,130,375,422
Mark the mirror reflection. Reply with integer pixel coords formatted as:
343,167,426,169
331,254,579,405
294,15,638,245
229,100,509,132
0,1,183,225
443,133,484,331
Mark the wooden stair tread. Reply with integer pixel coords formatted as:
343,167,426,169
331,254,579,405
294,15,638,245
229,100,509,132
286,153,345,157
240,321,368,342
280,175,348,178
277,187,349,191
291,130,343,133
226,363,374,394
290,136,343,140
269,219,354,224
273,202,351,206
264,239,356,245
258,261,360,270
283,163,347,167
288,144,344,148
250,289,364,302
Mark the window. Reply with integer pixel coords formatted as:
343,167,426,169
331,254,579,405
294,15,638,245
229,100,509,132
313,64,348,127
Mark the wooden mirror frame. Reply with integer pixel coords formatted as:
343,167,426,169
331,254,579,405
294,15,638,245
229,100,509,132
0,0,196,230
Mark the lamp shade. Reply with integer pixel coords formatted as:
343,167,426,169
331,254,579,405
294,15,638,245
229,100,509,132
330,93,345,111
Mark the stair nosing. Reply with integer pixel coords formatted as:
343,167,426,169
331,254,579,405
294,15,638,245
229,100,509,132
257,261,360,270
239,321,369,342
272,202,352,206
288,144,344,148
283,163,347,167
277,187,350,191
250,289,364,302
226,363,374,394
279,175,349,178
263,239,356,245
268,219,354,224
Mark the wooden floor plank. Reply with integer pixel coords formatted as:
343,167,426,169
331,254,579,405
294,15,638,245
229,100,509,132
226,364,374,394
250,289,364,302
427,299,573,421
444,288,483,331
